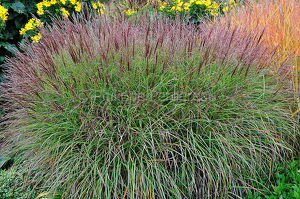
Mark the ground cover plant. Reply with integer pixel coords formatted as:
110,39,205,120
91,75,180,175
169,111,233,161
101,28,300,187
0,6,299,198
0,168,38,198
0,166,62,198
247,159,300,199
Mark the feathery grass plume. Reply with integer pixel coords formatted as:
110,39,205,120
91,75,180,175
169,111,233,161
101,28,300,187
222,0,300,112
0,10,299,198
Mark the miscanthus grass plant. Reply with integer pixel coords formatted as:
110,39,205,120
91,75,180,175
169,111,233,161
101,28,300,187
0,12,298,198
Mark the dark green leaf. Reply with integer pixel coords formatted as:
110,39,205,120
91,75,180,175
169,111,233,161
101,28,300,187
11,2,26,14
0,155,11,169
1,43,17,54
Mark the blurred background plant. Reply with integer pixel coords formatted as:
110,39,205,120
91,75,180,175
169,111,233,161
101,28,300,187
20,0,109,46
158,0,237,24
224,0,300,113
0,3,9,31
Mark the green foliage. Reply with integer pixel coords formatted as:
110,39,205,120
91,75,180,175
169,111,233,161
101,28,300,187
247,159,300,199
0,167,64,199
0,168,37,199
0,0,108,79
0,0,40,79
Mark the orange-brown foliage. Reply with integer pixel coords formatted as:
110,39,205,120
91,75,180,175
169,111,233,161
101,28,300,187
223,0,300,106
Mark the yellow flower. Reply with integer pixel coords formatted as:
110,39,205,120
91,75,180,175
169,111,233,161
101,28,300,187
171,5,182,12
37,9,44,15
19,28,26,35
124,9,136,16
159,1,167,10
24,19,34,30
61,7,70,17
43,0,52,7
60,0,66,5
97,8,104,14
75,2,81,12
97,2,106,9
184,2,190,11
37,2,45,15
70,0,77,5
0,4,9,23
92,2,106,14
20,18,43,36
50,0,57,5
35,18,43,26
207,1,219,16
32,33,42,43
37,2,43,8
204,0,212,7
92,3,98,9
229,0,237,9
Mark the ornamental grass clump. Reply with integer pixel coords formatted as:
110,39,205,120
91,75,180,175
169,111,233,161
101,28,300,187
1,12,299,198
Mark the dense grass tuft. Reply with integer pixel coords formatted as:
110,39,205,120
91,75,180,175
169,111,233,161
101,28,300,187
1,12,298,198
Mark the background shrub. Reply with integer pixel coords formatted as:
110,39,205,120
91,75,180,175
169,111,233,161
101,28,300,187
158,0,237,24
0,0,41,82
1,10,299,199
0,0,109,82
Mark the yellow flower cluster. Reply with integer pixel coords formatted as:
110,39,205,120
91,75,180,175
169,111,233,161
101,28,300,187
92,2,106,14
170,0,184,12
74,1,82,12
37,0,57,15
223,0,237,13
19,18,43,36
159,1,167,11
160,0,222,16
32,33,42,43
0,3,9,23
124,9,136,16
61,7,70,17
70,0,81,12
37,0,81,16
207,1,219,16
19,0,84,43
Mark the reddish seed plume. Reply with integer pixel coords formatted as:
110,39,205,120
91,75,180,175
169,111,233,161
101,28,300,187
0,10,282,134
